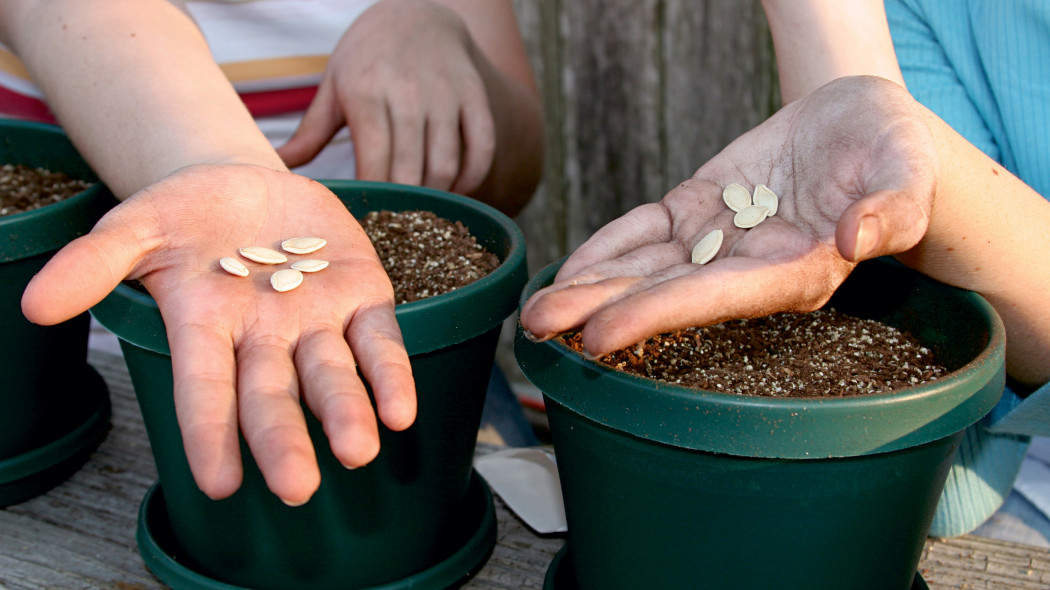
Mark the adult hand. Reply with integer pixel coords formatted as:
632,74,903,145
277,0,496,195
520,76,939,357
22,164,416,506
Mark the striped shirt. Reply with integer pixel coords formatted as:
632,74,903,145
0,0,381,177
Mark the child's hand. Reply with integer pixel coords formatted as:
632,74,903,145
520,76,938,357
277,0,497,195
22,164,416,506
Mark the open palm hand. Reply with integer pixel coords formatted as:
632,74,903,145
521,76,939,357
23,164,415,506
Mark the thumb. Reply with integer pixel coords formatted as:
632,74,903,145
22,210,160,325
835,189,931,262
276,82,346,169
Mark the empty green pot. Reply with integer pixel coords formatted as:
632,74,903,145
91,181,527,589
515,257,1005,590
0,120,114,507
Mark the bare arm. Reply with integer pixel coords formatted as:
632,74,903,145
761,0,904,103
519,76,1050,390
0,0,286,198
902,109,1050,388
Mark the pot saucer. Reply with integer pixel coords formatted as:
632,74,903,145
137,469,497,590
0,364,111,507
543,545,931,590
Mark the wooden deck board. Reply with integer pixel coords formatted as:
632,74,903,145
0,351,1046,589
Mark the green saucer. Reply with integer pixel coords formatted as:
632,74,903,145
137,469,497,590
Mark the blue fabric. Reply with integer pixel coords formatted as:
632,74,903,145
886,0,1050,537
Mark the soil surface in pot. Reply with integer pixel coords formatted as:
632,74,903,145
361,209,499,304
0,163,92,217
561,309,948,398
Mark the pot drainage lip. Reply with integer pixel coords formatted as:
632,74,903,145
136,468,497,590
0,364,110,507
542,545,930,590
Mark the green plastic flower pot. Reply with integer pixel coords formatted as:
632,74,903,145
0,120,114,507
515,257,1005,590
90,181,527,590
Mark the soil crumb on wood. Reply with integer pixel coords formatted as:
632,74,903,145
0,163,91,217
361,209,499,304
561,308,948,398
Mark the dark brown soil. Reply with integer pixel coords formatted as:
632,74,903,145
561,308,948,398
0,163,91,217
362,209,499,304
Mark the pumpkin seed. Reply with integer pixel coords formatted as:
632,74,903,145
270,268,304,292
291,259,329,273
733,205,769,229
219,257,250,277
691,229,723,265
753,184,779,216
722,183,752,212
239,246,287,264
281,237,326,255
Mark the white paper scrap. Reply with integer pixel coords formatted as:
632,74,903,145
474,447,567,534
1015,455,1050,522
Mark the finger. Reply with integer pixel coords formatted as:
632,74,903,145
449,94,495,195
21,213,160,325
520,276,649,343
836,189,930,262
581,253,850,356
346,299,416,432
520,241,690,339
347,97,393,182
236,336,320,506
169,321,243,500
555,203,674,280
422,112,462,191
276,80,345,169
296,328,381,469
387,96,426,186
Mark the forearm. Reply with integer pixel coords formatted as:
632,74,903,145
0,0,286,199
470,54,544,217
761,0,904,103
897,108,1050,387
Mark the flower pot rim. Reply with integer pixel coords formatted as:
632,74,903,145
515,257,1007,458
90,180,528,357
0,120,109,263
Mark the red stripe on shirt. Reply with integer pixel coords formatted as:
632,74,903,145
0,85,317,124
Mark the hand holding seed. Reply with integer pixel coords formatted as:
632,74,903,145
21,163,417,506
520,76,938,357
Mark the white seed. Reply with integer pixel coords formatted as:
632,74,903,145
753,184,779,216
281,237,326,255
733,205,770,229
270,268,304,292
219,257,250,277
691,229,723,265
291,259,329,273
239,246,287,264
722,183,752,212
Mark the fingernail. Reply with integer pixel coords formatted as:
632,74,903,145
581,347,599,361
522,329,542,342
341,463,358,470
281,497,308,507
853,215,881,261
